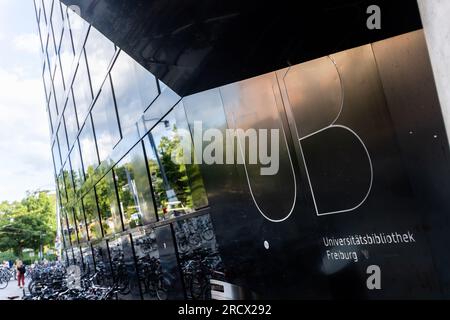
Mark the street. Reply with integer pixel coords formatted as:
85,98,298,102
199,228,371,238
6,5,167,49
0,280,23,300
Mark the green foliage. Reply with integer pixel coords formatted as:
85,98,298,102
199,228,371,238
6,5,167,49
0,191,56,257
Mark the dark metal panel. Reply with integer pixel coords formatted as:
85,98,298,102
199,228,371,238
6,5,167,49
372,30,450,296
155,224,185,299
60,0,422,96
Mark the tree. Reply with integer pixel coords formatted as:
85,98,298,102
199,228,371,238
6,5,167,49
0,191,56,258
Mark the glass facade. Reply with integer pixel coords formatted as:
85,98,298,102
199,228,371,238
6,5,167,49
35,0,222,300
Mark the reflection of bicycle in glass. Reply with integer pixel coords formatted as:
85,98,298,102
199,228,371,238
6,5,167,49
181,248,225,300
137,256,169,300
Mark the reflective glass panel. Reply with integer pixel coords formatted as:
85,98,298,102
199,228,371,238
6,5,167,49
57,173,67,206
110,51,159,136
174,214,224,300
79,116,98,179
82,189,102,241
72,51,93,125
132,228,165,300
143,104,208,220
96,171,122,236
85,27,116,95
69,141,84,191
60,24,74,87
47,24,58,74
43,61,52,102
82,245,95,274
64,92,78,148
66,6,87,55
42,0,53,23
114,142,156,230
91,77,121,162
52,141,62,174
53,59,65,107
74,203,88,243
49,91,59,131
66,208,78,245
108,235,141,300
61,212,71,247
63,159,75,204
51,0,63,50
57,121,69,162
92,243,113,286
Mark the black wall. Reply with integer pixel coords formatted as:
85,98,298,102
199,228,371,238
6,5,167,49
60,0,422,96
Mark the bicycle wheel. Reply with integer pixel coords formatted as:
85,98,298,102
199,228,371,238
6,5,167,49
156,276,169,300
178,240,190,254
190,274,206,300
0,277,9,289
201,228,215,241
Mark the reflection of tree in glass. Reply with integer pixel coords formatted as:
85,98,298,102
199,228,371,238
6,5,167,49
82,191,102,240
63,169,75,204
149,129,193,218
114,164,142,229
95,172,120,235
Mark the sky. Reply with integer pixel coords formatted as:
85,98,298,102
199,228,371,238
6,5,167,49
0,0,54,202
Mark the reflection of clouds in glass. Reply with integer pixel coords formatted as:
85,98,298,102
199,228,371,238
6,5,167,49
91,80,121,162
70,142,84,190
66,7,87,54
59,25,74,85
51,2,64,47
85,27,115,95
57,122,68,160
72,55,92,124
111,51,158,136
79,120,98,175
53,62,65,104
52,141,61,173
64,96,78,147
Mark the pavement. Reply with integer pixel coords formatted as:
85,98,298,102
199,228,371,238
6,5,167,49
0,279,24,300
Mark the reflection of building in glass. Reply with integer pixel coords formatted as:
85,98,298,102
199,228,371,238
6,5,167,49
34,0,219,300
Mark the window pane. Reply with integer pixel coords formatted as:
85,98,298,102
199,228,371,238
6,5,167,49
110,51,158,136
60,25,74,87
57,173,67,206
79,116,98,179
96,171,122,236
61,211,71,247
66,207,79,245
42,0,53,23
82,189,102,241
81,245,95,274
115,142,156,230
49,90,59,131
64,92,78,148
47,23,58,74
91,78,121,162
52,141,62,174
63,160,75,204
85,27,116,95
53,59,65,105
74,204,88,243
143,104,208,221
43,61,52,101
57,121,69,161
66,6,87,55
70,140,84,191
51,0,63,50
73,52,93,125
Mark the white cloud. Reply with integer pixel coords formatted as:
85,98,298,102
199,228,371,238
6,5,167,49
0,67,54,202
13,32,41,54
